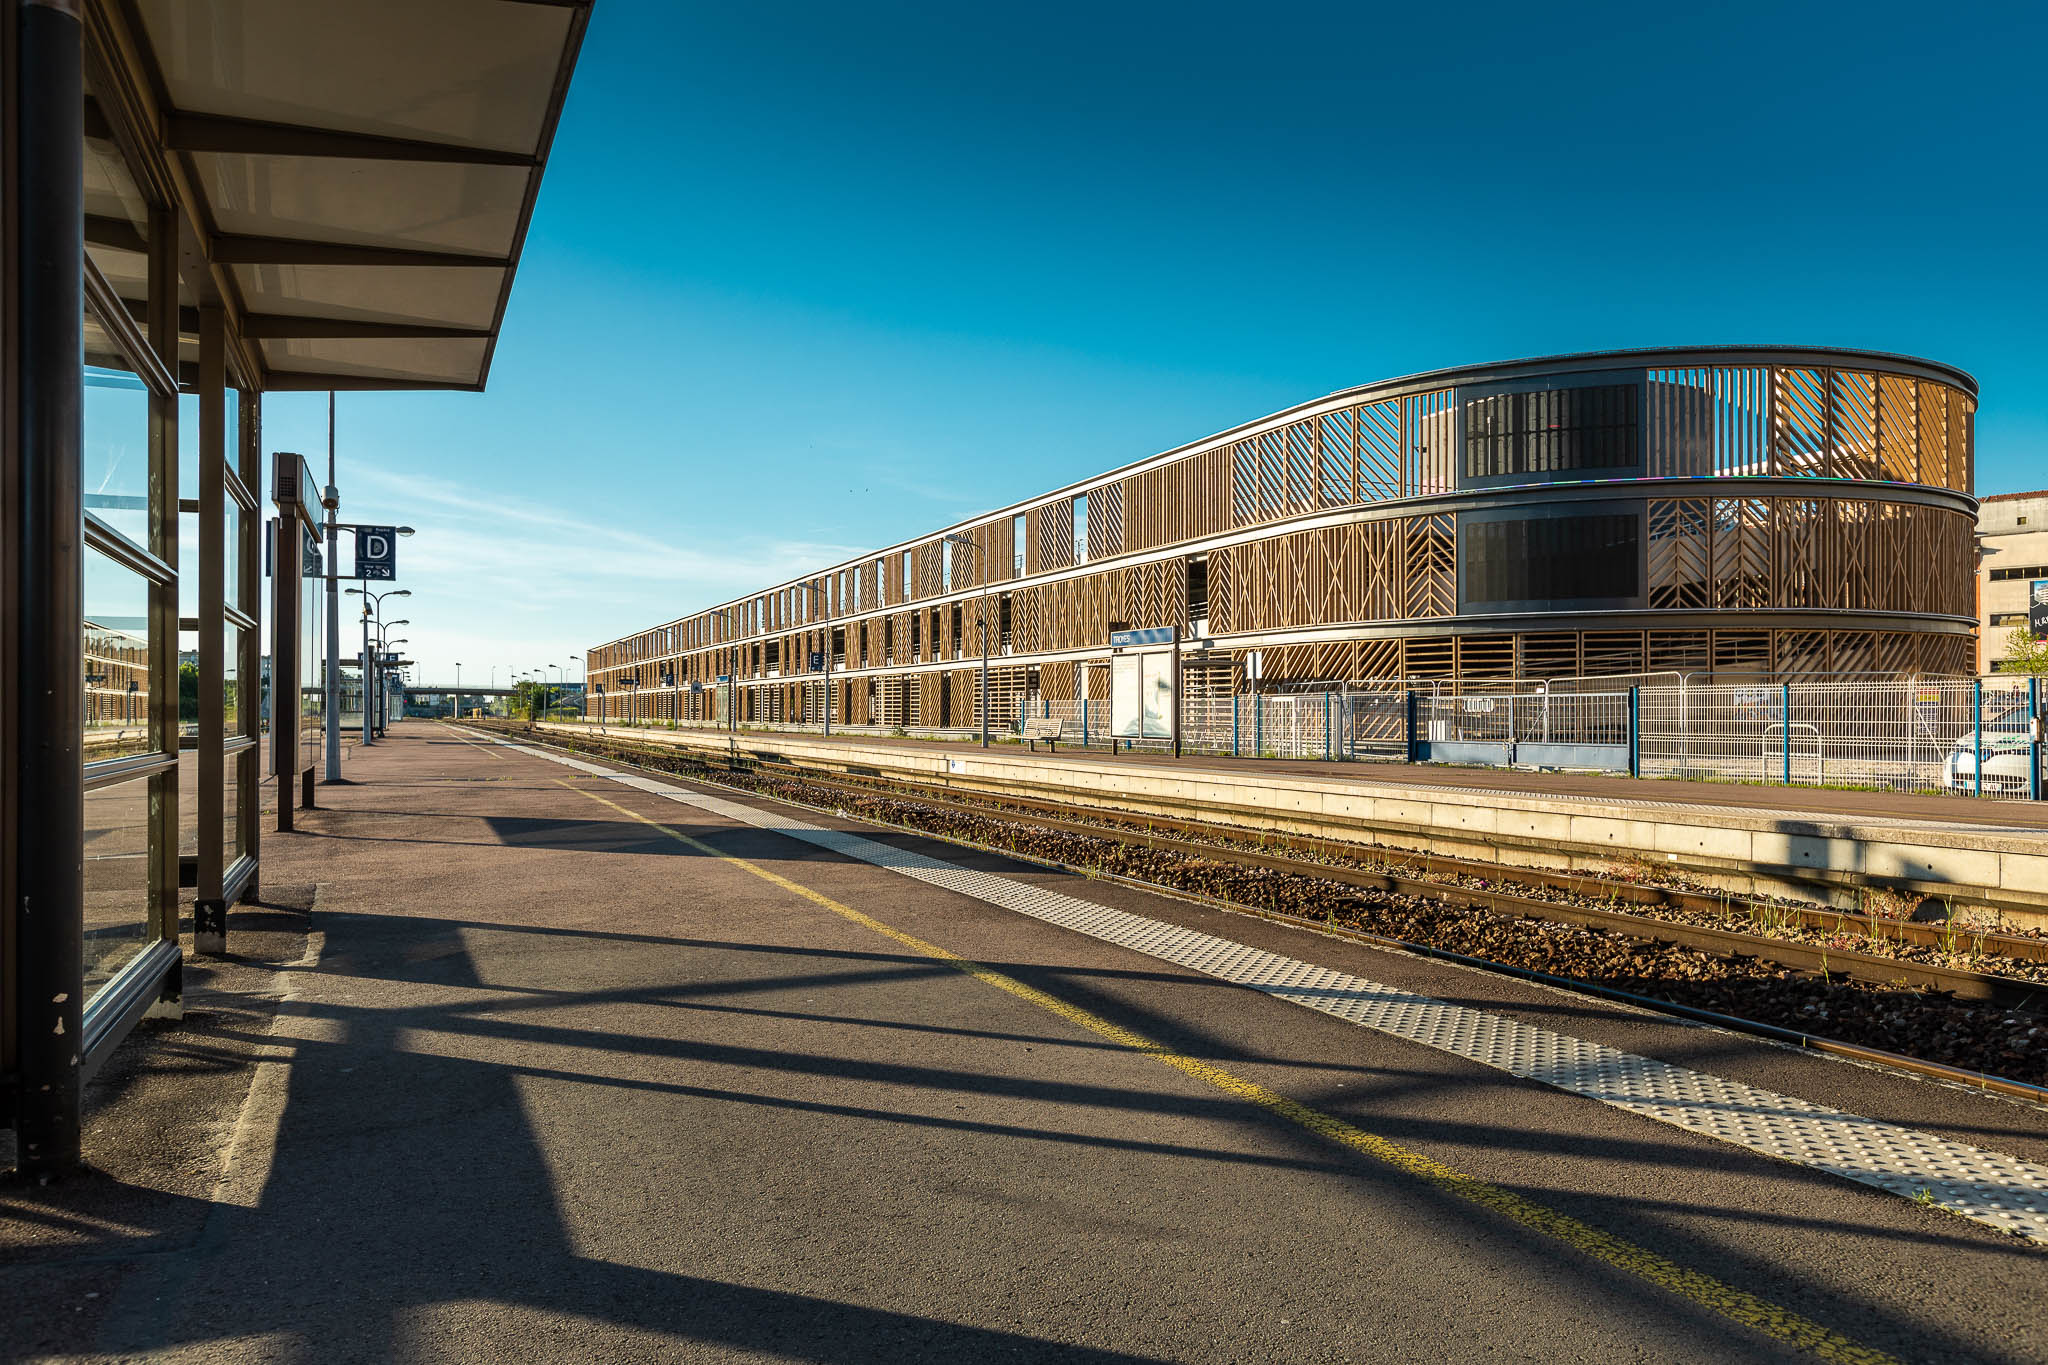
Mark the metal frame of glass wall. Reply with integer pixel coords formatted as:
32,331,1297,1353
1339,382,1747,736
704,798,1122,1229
3,1,263,1175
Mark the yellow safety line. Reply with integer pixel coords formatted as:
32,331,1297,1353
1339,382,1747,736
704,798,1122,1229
557,777,1897,1365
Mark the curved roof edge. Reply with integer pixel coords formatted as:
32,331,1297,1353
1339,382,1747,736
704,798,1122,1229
1320,345,1977,406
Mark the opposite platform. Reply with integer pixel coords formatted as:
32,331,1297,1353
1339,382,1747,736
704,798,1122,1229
532,720,2048,923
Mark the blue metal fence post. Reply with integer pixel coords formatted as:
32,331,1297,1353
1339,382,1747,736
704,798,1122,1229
1254,692,1262,757
1406,689,1418,764
1082,695,1089,749
1324,691,1332,761
1231,692,1239,757
1781,683,1792,786
1974,680,1984,799
1628,686,1640,777
2024,676,2041,801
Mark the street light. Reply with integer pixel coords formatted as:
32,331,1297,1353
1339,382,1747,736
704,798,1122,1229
569,655,582,723
943,532,992,748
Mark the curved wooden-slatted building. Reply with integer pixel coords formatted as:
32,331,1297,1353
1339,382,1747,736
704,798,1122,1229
589,346,1979,727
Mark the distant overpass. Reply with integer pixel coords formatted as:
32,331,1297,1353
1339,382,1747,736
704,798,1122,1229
404,683,523,698
401,682,584,717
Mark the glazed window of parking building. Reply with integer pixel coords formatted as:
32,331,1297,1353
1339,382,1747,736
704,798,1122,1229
1464,381,1639,481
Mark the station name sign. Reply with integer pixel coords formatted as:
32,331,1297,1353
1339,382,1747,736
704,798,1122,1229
1109,625,1176,649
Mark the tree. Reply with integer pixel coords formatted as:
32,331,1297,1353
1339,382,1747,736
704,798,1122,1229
2002,627,2048,676
506,679,553,720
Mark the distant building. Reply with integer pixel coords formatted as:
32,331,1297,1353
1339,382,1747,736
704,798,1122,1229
1978,489,2048,672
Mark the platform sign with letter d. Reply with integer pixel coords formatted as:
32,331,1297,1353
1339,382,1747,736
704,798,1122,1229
355,525,398,581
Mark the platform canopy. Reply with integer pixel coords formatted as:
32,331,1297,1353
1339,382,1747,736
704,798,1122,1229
134,0,589,391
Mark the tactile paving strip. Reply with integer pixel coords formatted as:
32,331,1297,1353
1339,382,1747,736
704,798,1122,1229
494,735,2048,1241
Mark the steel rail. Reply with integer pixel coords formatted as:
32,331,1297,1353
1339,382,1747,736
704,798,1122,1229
514,726,2048,996
733,753,2048,964
720,760,2046,1011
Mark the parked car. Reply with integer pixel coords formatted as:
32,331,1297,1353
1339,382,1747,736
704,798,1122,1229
1943,699,2039,795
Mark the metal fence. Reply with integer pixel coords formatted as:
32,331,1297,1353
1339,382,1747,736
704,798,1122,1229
567,673,2047,803
1636,679,2040,798
1030,675,2044,799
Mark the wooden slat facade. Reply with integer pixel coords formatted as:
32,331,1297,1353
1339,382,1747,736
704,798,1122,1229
588,351,1981,722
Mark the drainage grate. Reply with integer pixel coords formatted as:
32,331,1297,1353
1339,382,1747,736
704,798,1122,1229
495,734,2048,1241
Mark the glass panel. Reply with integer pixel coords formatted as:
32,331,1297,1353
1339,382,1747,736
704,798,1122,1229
299,541,326,774
224,624,243,732
83,364,151,546
179,511,200,620
84,547,152,761
178,742,198,859
175,386,240,505
178,393,200,502
83,70,151,315
224,746,243,864
177,628,200,743
84,776,152,995
223,499,244,612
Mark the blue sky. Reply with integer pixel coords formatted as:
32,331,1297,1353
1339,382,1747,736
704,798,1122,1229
261,0,2048,684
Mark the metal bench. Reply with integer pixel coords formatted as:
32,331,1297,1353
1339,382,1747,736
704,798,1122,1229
1021,716,1065,752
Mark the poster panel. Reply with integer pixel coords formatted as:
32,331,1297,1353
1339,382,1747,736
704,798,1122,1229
1142,652,1173,739
1112,654,1143,738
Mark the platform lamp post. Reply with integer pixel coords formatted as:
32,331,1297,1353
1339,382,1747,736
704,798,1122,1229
593,683,606,733
569,656,582,723
373,620,407,735
942,532,992,748
347,587,409,744
375,633,407,735
327,528,413,773
548,662,569,721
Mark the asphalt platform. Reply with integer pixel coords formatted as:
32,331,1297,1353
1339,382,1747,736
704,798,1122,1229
4,725,2045,1363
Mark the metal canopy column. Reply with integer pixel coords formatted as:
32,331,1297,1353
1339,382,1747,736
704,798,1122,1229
9,0,87,1176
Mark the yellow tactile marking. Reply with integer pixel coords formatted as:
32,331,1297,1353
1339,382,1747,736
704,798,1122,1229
558,777,1896,1365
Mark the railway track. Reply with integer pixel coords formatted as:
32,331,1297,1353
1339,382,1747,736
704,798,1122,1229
476,722,2048,1100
